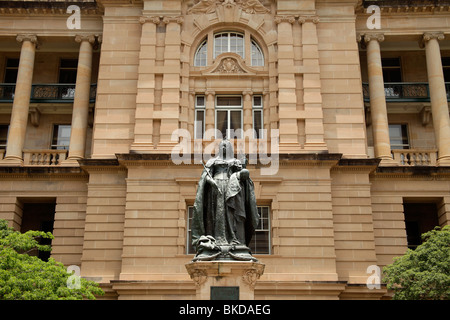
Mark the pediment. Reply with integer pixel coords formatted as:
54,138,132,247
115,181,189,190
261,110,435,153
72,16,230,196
201,53,257,76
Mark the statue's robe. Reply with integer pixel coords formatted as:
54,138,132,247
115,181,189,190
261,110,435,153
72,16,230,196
191,157,259,252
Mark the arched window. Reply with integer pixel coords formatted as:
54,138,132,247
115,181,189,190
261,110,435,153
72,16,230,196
251,40,264,67
194,39,207,67
193,31,264,66
214,32,244,59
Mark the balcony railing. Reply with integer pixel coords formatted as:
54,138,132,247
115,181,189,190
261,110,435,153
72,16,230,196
391,149,438,166
0,83,97,103
362,82,438,102
23,149,68,166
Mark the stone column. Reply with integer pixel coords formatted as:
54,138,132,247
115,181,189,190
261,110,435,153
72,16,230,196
157,16,183,152
422,32,450,166
64,35,95,164
274,15,300,152
243,90,253,133
2,35,38,165
205,90,215,133
131,16,160,152
364,34,396,165
299,15,327,152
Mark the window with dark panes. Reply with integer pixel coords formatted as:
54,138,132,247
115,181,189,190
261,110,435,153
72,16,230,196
186,205,271,255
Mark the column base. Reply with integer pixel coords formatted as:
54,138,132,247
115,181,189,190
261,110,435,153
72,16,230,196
185,261,265,300
60,158,82,167
0,156,24,167
378,156,399,166
437,156,450,166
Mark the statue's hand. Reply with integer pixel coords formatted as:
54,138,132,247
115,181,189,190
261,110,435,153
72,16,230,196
239,169,249,181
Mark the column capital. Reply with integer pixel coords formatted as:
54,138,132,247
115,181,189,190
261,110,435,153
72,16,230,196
298,15,320,24
423,32,445,42
205,90,215,97
363,33,385,43
420,32,445,48
139,16,161,25
274,15,296,25
75,34,96,44
162,16,184,25
243,90,253,98
16,34,38,45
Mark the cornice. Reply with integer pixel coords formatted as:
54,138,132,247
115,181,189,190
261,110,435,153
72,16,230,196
0,166,88,180
0,1,103,15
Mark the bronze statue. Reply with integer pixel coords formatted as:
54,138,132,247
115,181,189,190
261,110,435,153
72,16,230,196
191,139,260,261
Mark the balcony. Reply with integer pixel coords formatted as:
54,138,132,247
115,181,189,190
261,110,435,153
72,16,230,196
392,149,438,166
361,82,444,102
0,83,97,103
0,149,68,166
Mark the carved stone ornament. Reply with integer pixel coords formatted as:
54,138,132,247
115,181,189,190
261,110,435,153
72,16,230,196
188,0,269,15
215,57,245,74
242,269,262,289
201,53,258,76
189,269,208,287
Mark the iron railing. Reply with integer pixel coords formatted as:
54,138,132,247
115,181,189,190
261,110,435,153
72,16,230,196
362,82,450,102
0,83,97,103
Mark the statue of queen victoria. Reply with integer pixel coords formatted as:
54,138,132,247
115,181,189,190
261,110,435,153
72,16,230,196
190,139,260,261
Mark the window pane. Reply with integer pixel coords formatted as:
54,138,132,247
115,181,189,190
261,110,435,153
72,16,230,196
187,205,270,255
194,40,207,66
229,110,242,139
253,110,263,139
216,110,228,139
253,95,262,107
52,125,71,150
248,206,270,254
217,96,242,107
59,59,78,84
251,40,264,66
195,110,204,139
196,95,205,107
214,32,244,59
389,124,409,149
0,125,8,148
187,206,195,254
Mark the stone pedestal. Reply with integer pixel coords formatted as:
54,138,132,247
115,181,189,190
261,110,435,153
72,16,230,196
185,261,264,300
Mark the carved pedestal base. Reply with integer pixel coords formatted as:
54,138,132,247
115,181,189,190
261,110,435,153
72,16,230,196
185,261,265,300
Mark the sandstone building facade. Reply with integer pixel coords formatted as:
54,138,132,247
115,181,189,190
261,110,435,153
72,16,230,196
0,0,449,299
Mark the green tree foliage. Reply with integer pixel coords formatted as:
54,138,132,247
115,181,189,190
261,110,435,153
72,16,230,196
0,219,104,300
383,225,450,300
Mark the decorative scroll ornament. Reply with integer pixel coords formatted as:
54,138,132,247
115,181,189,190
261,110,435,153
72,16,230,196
188,0,269,15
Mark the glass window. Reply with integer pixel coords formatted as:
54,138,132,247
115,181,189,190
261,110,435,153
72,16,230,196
0,125,9,149
214,32,245,59
251,40,264,66
382,58,402,82
389,124,409,149
215,96,242,139
253,95,263,139
4,58,19,83
248,206,271,254
59,59,78,83
194,40,207,67
194,95,205,139
51,125,71,150
186,205,271,255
